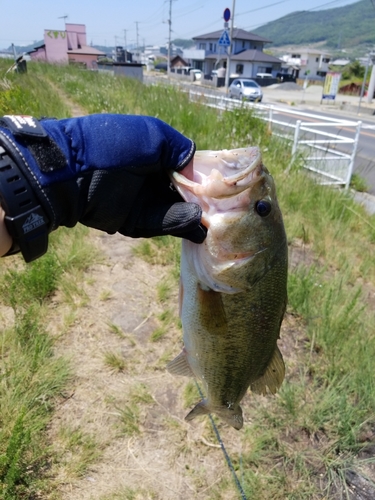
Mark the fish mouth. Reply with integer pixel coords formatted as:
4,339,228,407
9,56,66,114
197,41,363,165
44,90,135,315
171,147,265,202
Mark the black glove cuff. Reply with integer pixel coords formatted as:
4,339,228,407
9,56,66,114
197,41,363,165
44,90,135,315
0,139,50,262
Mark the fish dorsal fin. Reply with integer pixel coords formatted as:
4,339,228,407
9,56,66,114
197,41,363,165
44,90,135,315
167,350,194,377
250,345,285,395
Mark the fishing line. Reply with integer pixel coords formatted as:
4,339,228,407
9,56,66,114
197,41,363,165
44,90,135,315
195,381,248,500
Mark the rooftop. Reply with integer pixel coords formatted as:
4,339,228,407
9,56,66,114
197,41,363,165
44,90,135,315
193,28,272,44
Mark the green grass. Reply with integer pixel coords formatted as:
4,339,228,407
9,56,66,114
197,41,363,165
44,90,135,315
0,60,71,118
0,230,95,499
0,62,98,497
1,60,375,498
103,351,127,372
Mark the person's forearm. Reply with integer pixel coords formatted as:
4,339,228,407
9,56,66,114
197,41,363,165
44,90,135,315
0,114,205,262
0,206,13,257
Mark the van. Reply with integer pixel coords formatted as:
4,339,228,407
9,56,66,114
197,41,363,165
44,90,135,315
256,73,273,79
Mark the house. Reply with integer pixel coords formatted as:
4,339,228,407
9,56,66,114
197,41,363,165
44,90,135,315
0,51,13,59
28,24,105,69
184,28,282,78
280,49,332,79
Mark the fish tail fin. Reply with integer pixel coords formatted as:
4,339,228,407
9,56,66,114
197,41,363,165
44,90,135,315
185,401,243,430
250,345,285,396
216,405,243,430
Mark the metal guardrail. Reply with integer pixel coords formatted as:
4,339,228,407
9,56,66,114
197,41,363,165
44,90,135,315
188,90,362,190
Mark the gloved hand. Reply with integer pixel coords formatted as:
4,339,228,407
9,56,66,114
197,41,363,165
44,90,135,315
0,114,206,262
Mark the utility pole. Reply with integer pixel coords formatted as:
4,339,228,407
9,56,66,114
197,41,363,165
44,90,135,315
167,0,173,76
135,22,139,62
225,0,236,90
366,52,375,104
123,30,127,62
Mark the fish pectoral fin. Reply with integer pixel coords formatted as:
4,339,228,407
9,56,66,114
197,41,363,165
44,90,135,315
250,345,285,396
166,350,194,377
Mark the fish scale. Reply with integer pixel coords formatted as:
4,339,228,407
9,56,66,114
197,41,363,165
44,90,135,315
167,147,288,430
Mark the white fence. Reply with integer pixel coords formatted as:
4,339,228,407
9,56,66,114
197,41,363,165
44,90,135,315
188,90,362,190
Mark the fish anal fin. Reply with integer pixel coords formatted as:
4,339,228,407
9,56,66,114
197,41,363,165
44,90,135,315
167,350,194,377
250,345,285,396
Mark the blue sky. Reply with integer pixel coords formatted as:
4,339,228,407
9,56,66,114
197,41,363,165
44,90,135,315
1,0,361,50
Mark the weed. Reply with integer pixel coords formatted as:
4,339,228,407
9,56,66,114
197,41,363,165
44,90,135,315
107,322,125,338
116,404,140,436
150,326,167,342
0,413,31,499
156,280,172,302
350,172,369,192
99,486,157,499
100,289,112,301
57,426,102,477
130,383,154,405
183,381,200,409
104,351,127,372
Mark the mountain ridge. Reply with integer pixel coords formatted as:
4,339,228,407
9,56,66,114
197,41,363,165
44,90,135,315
252,0,375,51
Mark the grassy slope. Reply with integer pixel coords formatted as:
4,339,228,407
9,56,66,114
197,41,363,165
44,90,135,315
0,61,98,499
1,61,375,498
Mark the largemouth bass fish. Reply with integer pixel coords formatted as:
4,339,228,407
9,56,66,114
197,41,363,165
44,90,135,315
167,147,288,430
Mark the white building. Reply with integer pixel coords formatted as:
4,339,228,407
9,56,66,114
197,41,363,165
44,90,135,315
281,49,332,79
185,28,282,78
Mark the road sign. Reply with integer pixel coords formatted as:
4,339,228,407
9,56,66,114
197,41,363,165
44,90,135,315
224,8,231,22
218,29,231,47
322,72,341,100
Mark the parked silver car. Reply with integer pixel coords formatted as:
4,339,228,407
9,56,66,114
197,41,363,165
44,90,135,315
229,78,263,102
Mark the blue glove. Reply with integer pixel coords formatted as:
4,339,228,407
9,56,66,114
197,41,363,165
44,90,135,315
0,114,206,262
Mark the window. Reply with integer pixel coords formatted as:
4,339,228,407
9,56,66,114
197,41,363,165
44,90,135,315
323,58,330,63
316,57,319,62
209,43,213,51
242,41,246,48
317,71,327,77
236,64,244,74
199,43,206,50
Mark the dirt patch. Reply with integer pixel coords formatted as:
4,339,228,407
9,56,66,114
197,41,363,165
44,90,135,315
47,231,245,499
42,90,246,499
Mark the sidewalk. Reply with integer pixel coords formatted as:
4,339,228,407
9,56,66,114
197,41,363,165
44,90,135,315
261,83,375,119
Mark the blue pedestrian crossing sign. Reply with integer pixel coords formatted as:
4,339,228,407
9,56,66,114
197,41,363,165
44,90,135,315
218,30,231,47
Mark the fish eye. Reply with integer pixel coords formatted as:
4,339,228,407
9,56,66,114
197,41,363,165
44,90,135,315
255,200,272,217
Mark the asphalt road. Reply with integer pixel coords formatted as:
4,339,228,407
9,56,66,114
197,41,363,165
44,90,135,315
147,76,375,195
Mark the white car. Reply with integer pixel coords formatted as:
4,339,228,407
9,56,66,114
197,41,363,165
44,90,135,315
229,78,263,102
190,69,202,80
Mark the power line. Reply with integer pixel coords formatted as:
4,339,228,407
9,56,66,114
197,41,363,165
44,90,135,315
242,0,359,31
237,0,294,18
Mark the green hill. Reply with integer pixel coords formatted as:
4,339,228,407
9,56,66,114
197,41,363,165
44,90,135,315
253,0,375,50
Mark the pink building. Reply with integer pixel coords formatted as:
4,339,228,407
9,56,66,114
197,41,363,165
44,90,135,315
29,24,104,68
